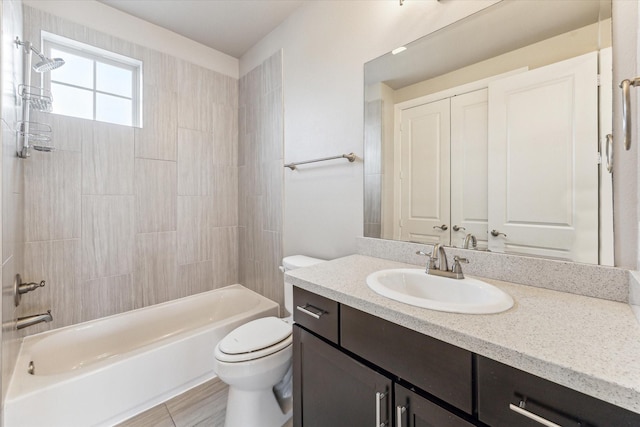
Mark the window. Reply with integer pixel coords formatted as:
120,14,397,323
41,32,142,127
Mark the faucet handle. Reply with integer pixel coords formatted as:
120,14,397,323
452,256,469,276
415,250,430,257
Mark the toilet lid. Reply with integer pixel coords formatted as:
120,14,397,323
218,317,292,355
215,335,292,363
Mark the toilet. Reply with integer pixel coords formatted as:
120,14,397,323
214,255,325,427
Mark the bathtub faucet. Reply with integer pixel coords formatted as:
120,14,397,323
16,310,52,330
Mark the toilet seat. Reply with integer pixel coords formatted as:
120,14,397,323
215,317,292,363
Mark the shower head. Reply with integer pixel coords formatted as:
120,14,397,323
15,39,66,73
32,57,65,73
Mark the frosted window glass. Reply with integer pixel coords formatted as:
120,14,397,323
96,62,133,97
51,83,93,120
49,49,93,89
96,93,132,126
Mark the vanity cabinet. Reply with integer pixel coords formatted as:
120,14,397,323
293,286,640,427
293,287,476,427
477,356,640,427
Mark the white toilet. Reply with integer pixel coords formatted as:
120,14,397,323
214,255,325,427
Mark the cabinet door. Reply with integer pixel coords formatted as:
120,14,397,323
395,384,475,427
293,325,392,427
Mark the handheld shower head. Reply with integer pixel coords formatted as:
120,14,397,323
33,57,65,73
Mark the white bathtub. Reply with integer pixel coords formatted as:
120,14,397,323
5,284,279,427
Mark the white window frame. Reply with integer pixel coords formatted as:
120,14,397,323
40,31,143,127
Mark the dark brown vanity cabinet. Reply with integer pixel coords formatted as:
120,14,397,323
477,356,640,427
293,287,475,427
292,286,640,427
396,385,476,427
293,326,393,427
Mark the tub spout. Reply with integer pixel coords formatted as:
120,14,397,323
17,310,52,330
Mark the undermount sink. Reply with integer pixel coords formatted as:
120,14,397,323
366,269,514,314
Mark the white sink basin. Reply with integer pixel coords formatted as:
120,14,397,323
366,269,514,314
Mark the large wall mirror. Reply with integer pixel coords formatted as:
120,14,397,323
364,0,612,266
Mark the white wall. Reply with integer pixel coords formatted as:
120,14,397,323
23,0,238,78
241,0,498,260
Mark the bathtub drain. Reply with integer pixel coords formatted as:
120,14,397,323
27,361,34,375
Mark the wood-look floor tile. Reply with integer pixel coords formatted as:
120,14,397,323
116,403,175,427
165,378,228,427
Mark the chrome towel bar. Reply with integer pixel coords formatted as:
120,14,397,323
284,152,357,170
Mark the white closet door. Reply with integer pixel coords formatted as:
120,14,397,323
399,98,451,244
488,51,598,263
451,89,488,249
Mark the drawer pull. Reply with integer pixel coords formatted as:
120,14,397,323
509,402,562,427
296,304,325,319
375,391,387,427
396,405,406,427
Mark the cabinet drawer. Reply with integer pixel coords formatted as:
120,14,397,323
341,305,473,414
477,356,640,426
293,286,339,344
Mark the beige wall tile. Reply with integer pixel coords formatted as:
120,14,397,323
177,196,212,265
21,239,82,332
25,150,81,242
82,122,134,195
82,195,134,280
135,159,177,233
135,86,178,161
211,226,238,288
2,257,19,404
80,274,134,321
48,114,92,152
134,232,177,307
177,128,214,196
178,260,213,296
177,61,213,133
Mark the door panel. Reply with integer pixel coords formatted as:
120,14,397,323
399,98,451,244
451,89,489,249
488,52,598,263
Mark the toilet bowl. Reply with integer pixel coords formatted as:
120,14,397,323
214,255,325,427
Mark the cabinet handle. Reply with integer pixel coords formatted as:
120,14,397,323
396,405,406,427
433,224,448,231
375,392,387,427
296,304,324,319
509,402,562,427
452,225,466,232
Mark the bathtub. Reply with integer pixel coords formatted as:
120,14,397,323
5,284,279,427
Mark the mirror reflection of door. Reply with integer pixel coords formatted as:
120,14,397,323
488,51,598,263
397,98,450,244
394,51,603,264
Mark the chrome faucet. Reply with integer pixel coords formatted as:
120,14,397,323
463,233,477,250
416,246,469,279
17,310,52,330
430,243,449,272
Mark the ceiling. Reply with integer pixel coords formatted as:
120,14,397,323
97,0,304,58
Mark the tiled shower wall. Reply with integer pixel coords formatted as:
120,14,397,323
19,6,239,334
238,51,284,312
1,0,25,409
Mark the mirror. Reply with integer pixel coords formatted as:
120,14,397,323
364,0,612,265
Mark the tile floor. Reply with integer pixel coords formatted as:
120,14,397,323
117,378,294,427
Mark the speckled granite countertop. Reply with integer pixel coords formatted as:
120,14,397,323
285,254,640,414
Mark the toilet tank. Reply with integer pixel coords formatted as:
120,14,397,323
282,255,325,317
